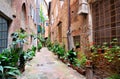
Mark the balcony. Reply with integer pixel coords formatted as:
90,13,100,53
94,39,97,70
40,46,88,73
78,0,88,15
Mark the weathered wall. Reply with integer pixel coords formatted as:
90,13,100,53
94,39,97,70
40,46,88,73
0,0,37,50
0,0,13,19
49,0,92,53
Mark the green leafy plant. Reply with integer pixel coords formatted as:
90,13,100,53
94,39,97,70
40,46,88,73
46,37,52,47
74,54,87,68
50,42,59,53
11,29,28,47
31,45,36,52
66,49,77,64
0,48,20,67
56,45,65,59
0,65,20,79
37,42,42,51
0,30,38,78
24,50,35,61
107,74,120,79
90,38,120,76
37,34,45,46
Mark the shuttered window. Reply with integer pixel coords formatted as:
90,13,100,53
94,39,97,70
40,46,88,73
92,0,120,45
0,16,8,53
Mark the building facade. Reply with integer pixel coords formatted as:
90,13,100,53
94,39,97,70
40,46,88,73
48,0,120,55
49,0,70,50
0,0,37,52
48,0,90,53
90,0,120,45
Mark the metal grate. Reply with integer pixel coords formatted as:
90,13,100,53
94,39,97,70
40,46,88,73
92,0,120,45
0,16,8,53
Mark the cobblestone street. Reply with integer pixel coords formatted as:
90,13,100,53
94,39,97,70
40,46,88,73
17,47,86,79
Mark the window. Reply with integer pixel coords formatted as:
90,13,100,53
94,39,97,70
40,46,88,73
30,4,32,16
73,35,80,48
32,7,34,19
46,22,48,26
55,4,58,18
51,14,54,25
59,0,64,7
33,9,36,23
30,4,34,19
58,22,62,42
0,16,8,53
92,0,120,45
21,4,27,29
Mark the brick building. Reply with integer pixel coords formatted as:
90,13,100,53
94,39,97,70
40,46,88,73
48,0,71,50
48,0,120,54
48,0,90,53
0,0,38,52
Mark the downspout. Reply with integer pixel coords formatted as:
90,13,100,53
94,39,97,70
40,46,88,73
67,0,71,50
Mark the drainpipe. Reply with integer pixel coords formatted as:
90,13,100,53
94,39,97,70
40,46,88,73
67,0,71,50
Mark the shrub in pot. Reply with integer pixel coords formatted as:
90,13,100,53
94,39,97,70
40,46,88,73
0,66,21,79
56,45,65,59
66,49,77,64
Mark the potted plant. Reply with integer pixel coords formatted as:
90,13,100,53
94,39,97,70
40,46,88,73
73,57,86,75
67,49,77,64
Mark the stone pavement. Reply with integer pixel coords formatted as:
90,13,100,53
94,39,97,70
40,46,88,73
17,47,86,79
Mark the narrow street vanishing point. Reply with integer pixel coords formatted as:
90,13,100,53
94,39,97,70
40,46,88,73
1,0,120,79
17,48,86,79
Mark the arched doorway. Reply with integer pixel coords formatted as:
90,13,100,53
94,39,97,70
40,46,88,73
0,16,8,53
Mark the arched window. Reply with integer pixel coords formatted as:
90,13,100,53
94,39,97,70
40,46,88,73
0,16,8,53
21,3,27,29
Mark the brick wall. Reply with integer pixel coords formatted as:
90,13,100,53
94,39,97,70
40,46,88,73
49,0,92,54
0,0,37,50
49,0,69,50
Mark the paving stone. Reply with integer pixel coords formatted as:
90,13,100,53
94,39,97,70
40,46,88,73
17,47,86,79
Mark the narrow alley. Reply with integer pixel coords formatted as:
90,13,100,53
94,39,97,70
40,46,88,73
17,48,86,79
0,0,120,79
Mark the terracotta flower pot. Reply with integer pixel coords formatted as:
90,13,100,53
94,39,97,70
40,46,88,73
86,60,92,67
97,48,102,54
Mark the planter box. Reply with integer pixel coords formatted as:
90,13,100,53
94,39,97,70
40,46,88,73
68,64,86,75
58,57,86,75
59,58,69,64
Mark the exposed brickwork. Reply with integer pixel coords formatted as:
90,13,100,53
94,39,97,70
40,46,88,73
0,0,37,50
49,0,69,50
49,0,91,53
